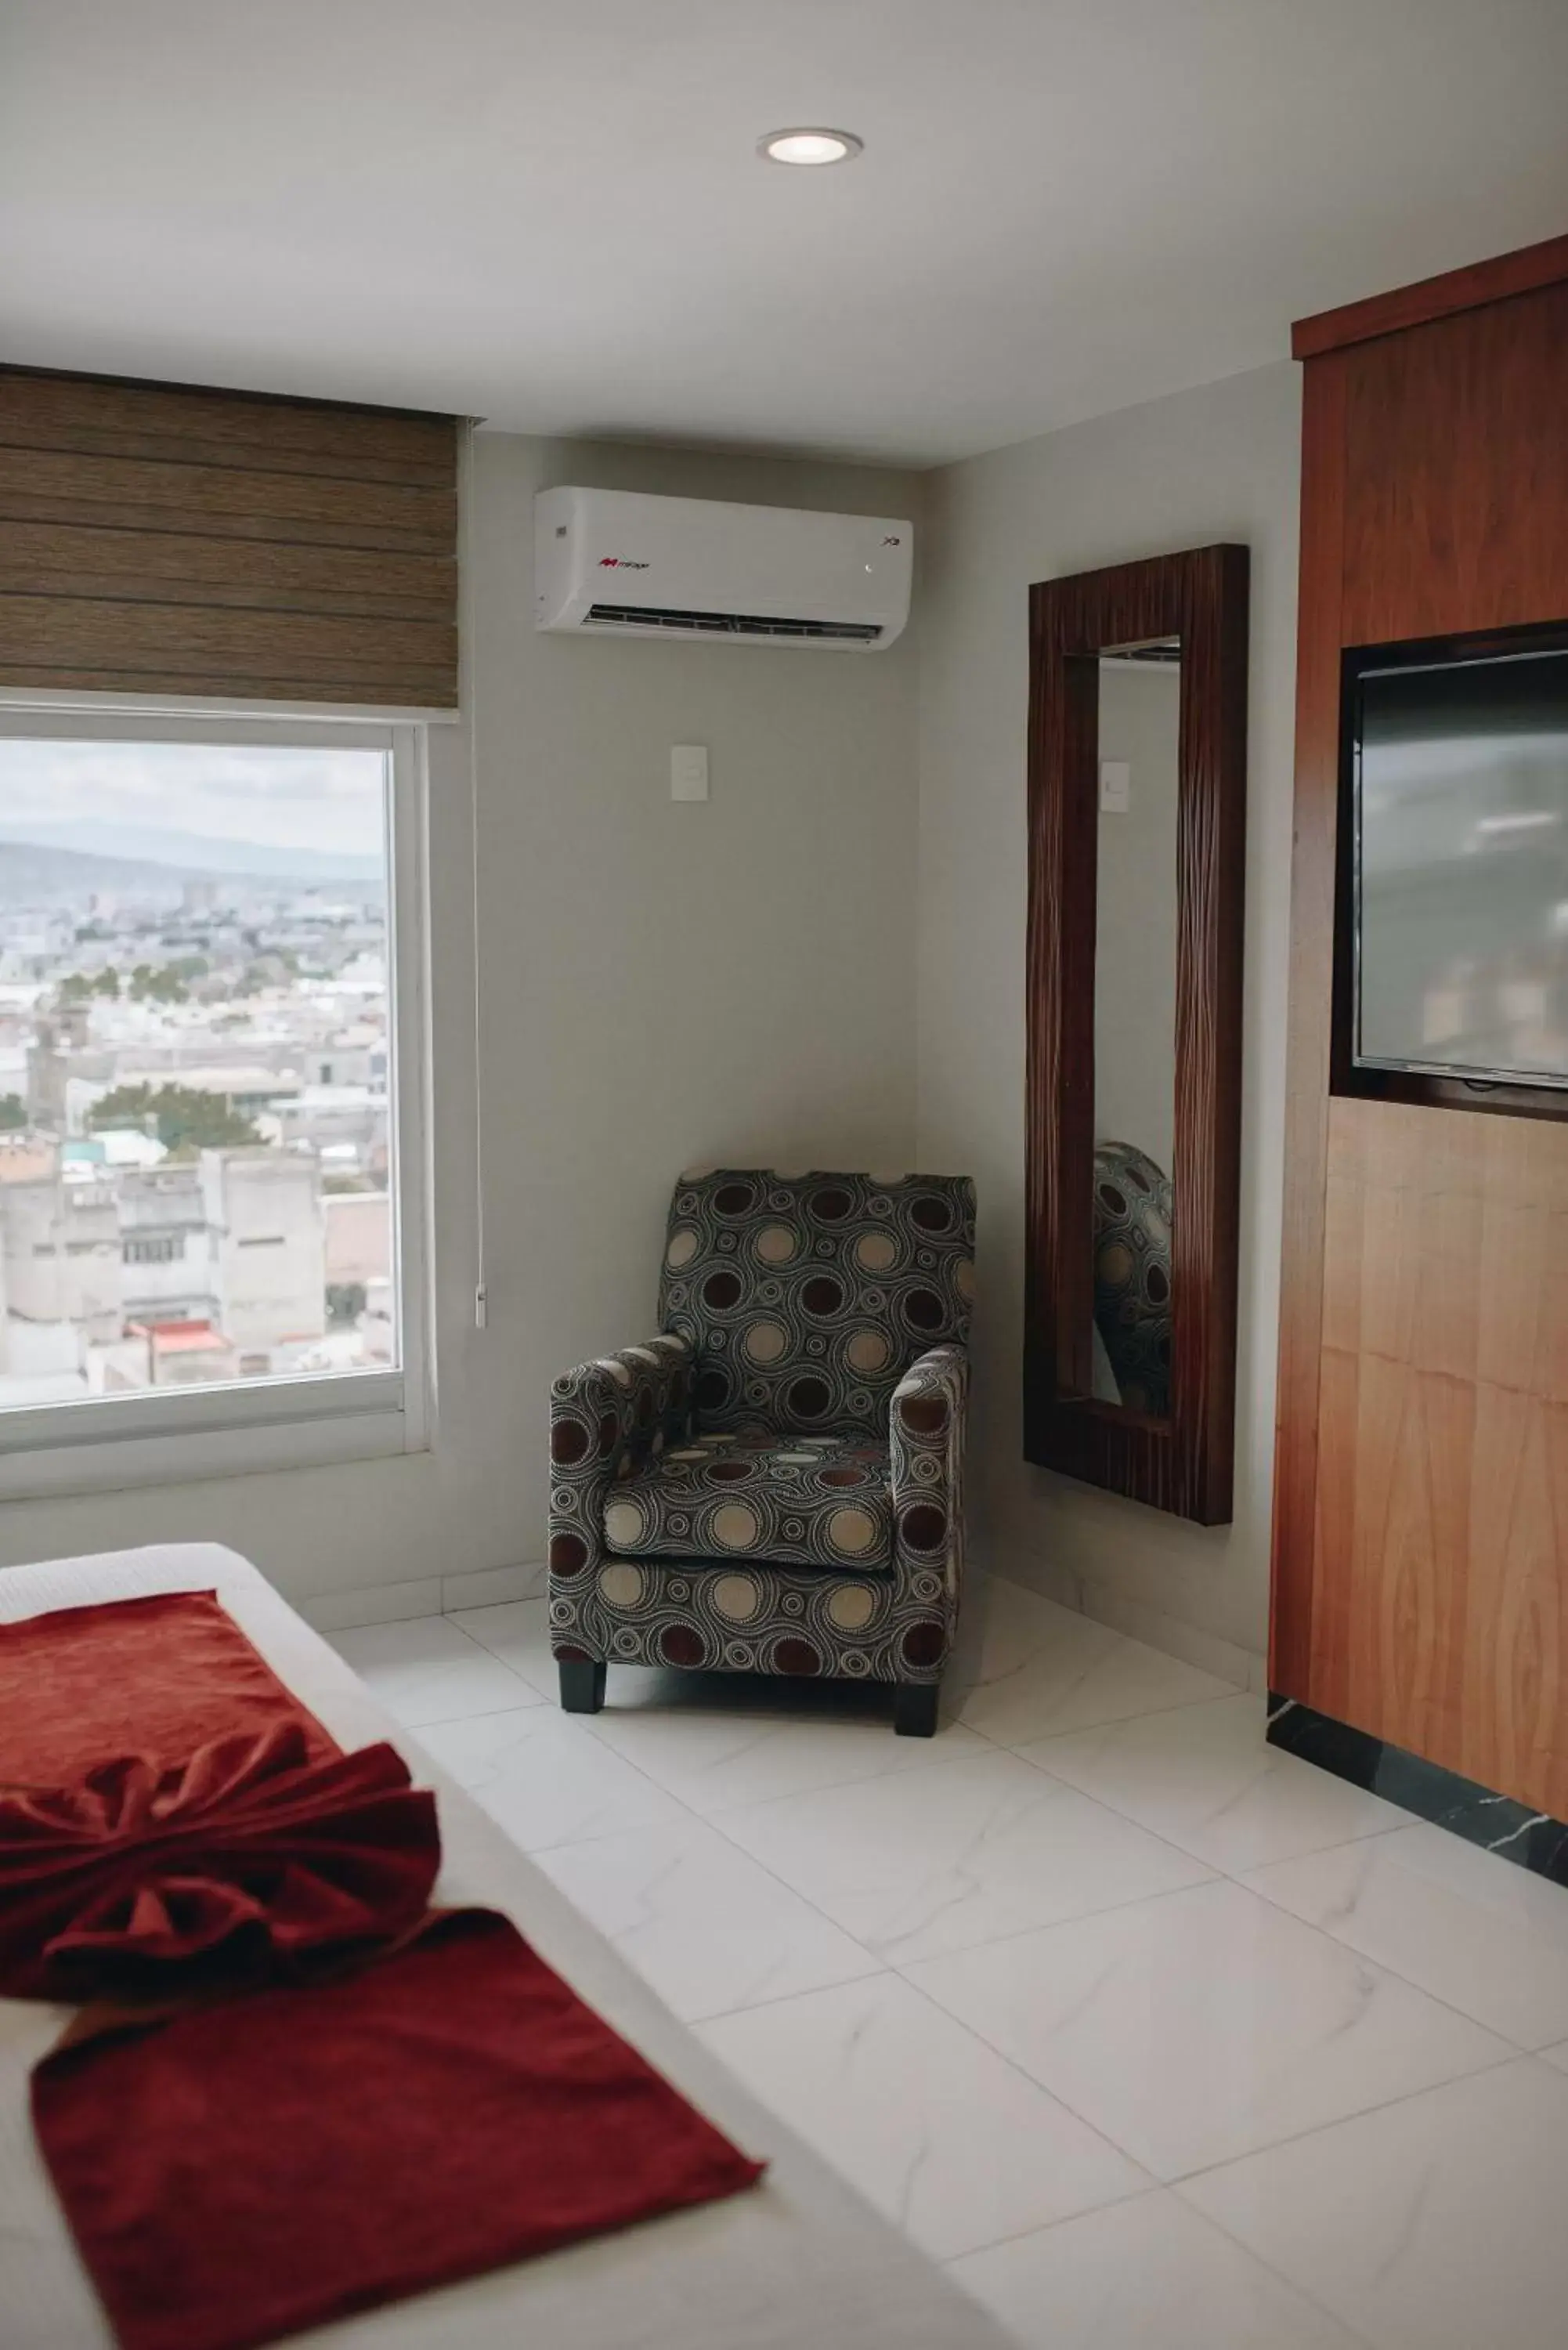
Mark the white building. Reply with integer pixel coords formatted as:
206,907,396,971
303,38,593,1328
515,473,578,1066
323,1189,392,1290
117,1164,219,1328
0,1166,123,1343
268,1084,387,1175
201,1148,327,1366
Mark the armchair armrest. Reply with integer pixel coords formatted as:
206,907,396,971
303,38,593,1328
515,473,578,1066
890,1343,969,1606
548,1335,692,1583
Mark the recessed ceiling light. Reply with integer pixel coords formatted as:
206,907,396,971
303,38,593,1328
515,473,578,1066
759,128,863,168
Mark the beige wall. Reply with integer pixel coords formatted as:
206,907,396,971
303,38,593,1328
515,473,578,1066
915,363,1302,1678
0,433,923,1616
2,374,1303,1675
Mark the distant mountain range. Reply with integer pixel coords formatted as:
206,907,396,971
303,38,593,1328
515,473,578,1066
0,825,382,902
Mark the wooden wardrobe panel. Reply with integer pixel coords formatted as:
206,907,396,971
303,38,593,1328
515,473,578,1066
1310,1097,1568,1812
1341,281,1568,645
1292,230,1568,361
1274,244,1568,1822
1466,1386,1568,1820
1268,352,1347,1694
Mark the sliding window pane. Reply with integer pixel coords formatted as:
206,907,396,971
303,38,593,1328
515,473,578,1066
0,739,398,1408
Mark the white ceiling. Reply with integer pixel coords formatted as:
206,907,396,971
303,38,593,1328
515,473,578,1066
3,0,1566,468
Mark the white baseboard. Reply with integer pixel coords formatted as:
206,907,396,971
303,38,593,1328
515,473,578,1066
298,1576,443,1632
297,1560,548,1632
442,1560,548,1611
983,1546,1265,1693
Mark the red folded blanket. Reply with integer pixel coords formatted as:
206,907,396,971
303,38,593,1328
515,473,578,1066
0,1590,335,1787
33,1907,765,2350
0,1723,439,2001
1,1590,764,2350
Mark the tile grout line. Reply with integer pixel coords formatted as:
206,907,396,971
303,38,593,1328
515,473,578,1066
353,1608,1541,2081
356,1608,1502,2063
695,1964,1162,2268
681,1956,897,2032
1161,2041,1530,2195
340,1606,1548,2334
351,1614,1557,2058
420,1632,1244,2026
1227,1846,1565,2060
933,2186,1384,2350
887,1891,1525,2194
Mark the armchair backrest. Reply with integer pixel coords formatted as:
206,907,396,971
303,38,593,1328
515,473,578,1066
659,1169,975,1437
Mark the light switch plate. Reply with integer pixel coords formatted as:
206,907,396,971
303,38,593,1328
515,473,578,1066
1100,760,1131,813
671,744,709,801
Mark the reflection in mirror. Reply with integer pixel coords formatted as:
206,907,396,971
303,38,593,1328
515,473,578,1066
1090,639,1180,1418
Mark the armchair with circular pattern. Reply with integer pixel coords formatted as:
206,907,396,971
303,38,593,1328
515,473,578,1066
547,1169,975,1737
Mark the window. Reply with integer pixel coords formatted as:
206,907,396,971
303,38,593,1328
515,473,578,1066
124,1235,184,1265
0,713,427,1493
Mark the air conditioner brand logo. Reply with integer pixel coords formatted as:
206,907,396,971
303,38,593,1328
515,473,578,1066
883,536,902,547
598,555,651,569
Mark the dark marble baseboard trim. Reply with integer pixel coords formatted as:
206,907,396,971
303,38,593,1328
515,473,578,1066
1266,1693,1568,1888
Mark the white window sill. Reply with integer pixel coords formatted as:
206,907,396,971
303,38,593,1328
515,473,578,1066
0,1372,426,1501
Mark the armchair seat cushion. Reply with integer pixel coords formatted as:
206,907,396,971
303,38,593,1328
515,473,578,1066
602,1428,894,1573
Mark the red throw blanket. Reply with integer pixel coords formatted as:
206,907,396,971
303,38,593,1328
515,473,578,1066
1,1591,764,2350
0,1724,439,2001
0,1590,338,1786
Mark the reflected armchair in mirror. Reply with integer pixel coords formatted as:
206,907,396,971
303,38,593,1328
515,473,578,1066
1024,544,1248,1523
1090,1138,1173,1419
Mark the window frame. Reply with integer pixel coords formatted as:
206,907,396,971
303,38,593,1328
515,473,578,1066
0,707,432,1499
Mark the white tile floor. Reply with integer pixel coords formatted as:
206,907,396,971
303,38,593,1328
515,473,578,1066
331,1571,1568,2350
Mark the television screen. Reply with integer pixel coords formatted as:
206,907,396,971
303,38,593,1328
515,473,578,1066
1352,640,1568,1088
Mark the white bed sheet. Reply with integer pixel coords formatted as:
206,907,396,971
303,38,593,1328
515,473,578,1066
0,1543,1008,2350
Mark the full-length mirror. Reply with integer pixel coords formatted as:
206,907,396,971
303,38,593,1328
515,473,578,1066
1024,548,1248,1523
1092,641,1180,1419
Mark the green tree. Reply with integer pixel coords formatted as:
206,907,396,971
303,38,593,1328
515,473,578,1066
0,1094,26,1131
88,1083,260,1155
129,964,190,1005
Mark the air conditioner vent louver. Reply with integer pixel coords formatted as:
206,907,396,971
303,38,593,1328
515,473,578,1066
587,602,881,643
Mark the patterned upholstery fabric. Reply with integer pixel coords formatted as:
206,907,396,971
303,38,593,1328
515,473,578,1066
1092,1139,1172,1418
659,1170,974,1436
547,1335,694,1585
548,1170,974,1690
604,1430,895,1571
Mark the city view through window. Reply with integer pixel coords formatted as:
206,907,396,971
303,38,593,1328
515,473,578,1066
0,737,398,1414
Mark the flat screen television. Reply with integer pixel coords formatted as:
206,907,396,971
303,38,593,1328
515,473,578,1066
1347,631,1568,1090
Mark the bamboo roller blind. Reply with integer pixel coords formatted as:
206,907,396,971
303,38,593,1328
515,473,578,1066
0,368,459,709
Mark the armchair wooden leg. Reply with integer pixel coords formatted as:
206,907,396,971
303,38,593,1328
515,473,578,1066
894,1681,940,1738
559,1659,607,1715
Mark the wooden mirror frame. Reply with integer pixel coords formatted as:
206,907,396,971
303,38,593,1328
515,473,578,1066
1024,544,1249,1524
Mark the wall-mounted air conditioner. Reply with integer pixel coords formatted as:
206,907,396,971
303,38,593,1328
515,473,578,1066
534,486,912,650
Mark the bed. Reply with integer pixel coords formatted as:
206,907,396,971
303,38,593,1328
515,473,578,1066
0,1542,1008,2350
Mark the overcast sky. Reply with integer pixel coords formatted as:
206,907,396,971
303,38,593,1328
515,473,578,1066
0,739,385,858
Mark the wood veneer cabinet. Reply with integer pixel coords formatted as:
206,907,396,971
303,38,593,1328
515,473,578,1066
1270,237,1568,1842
